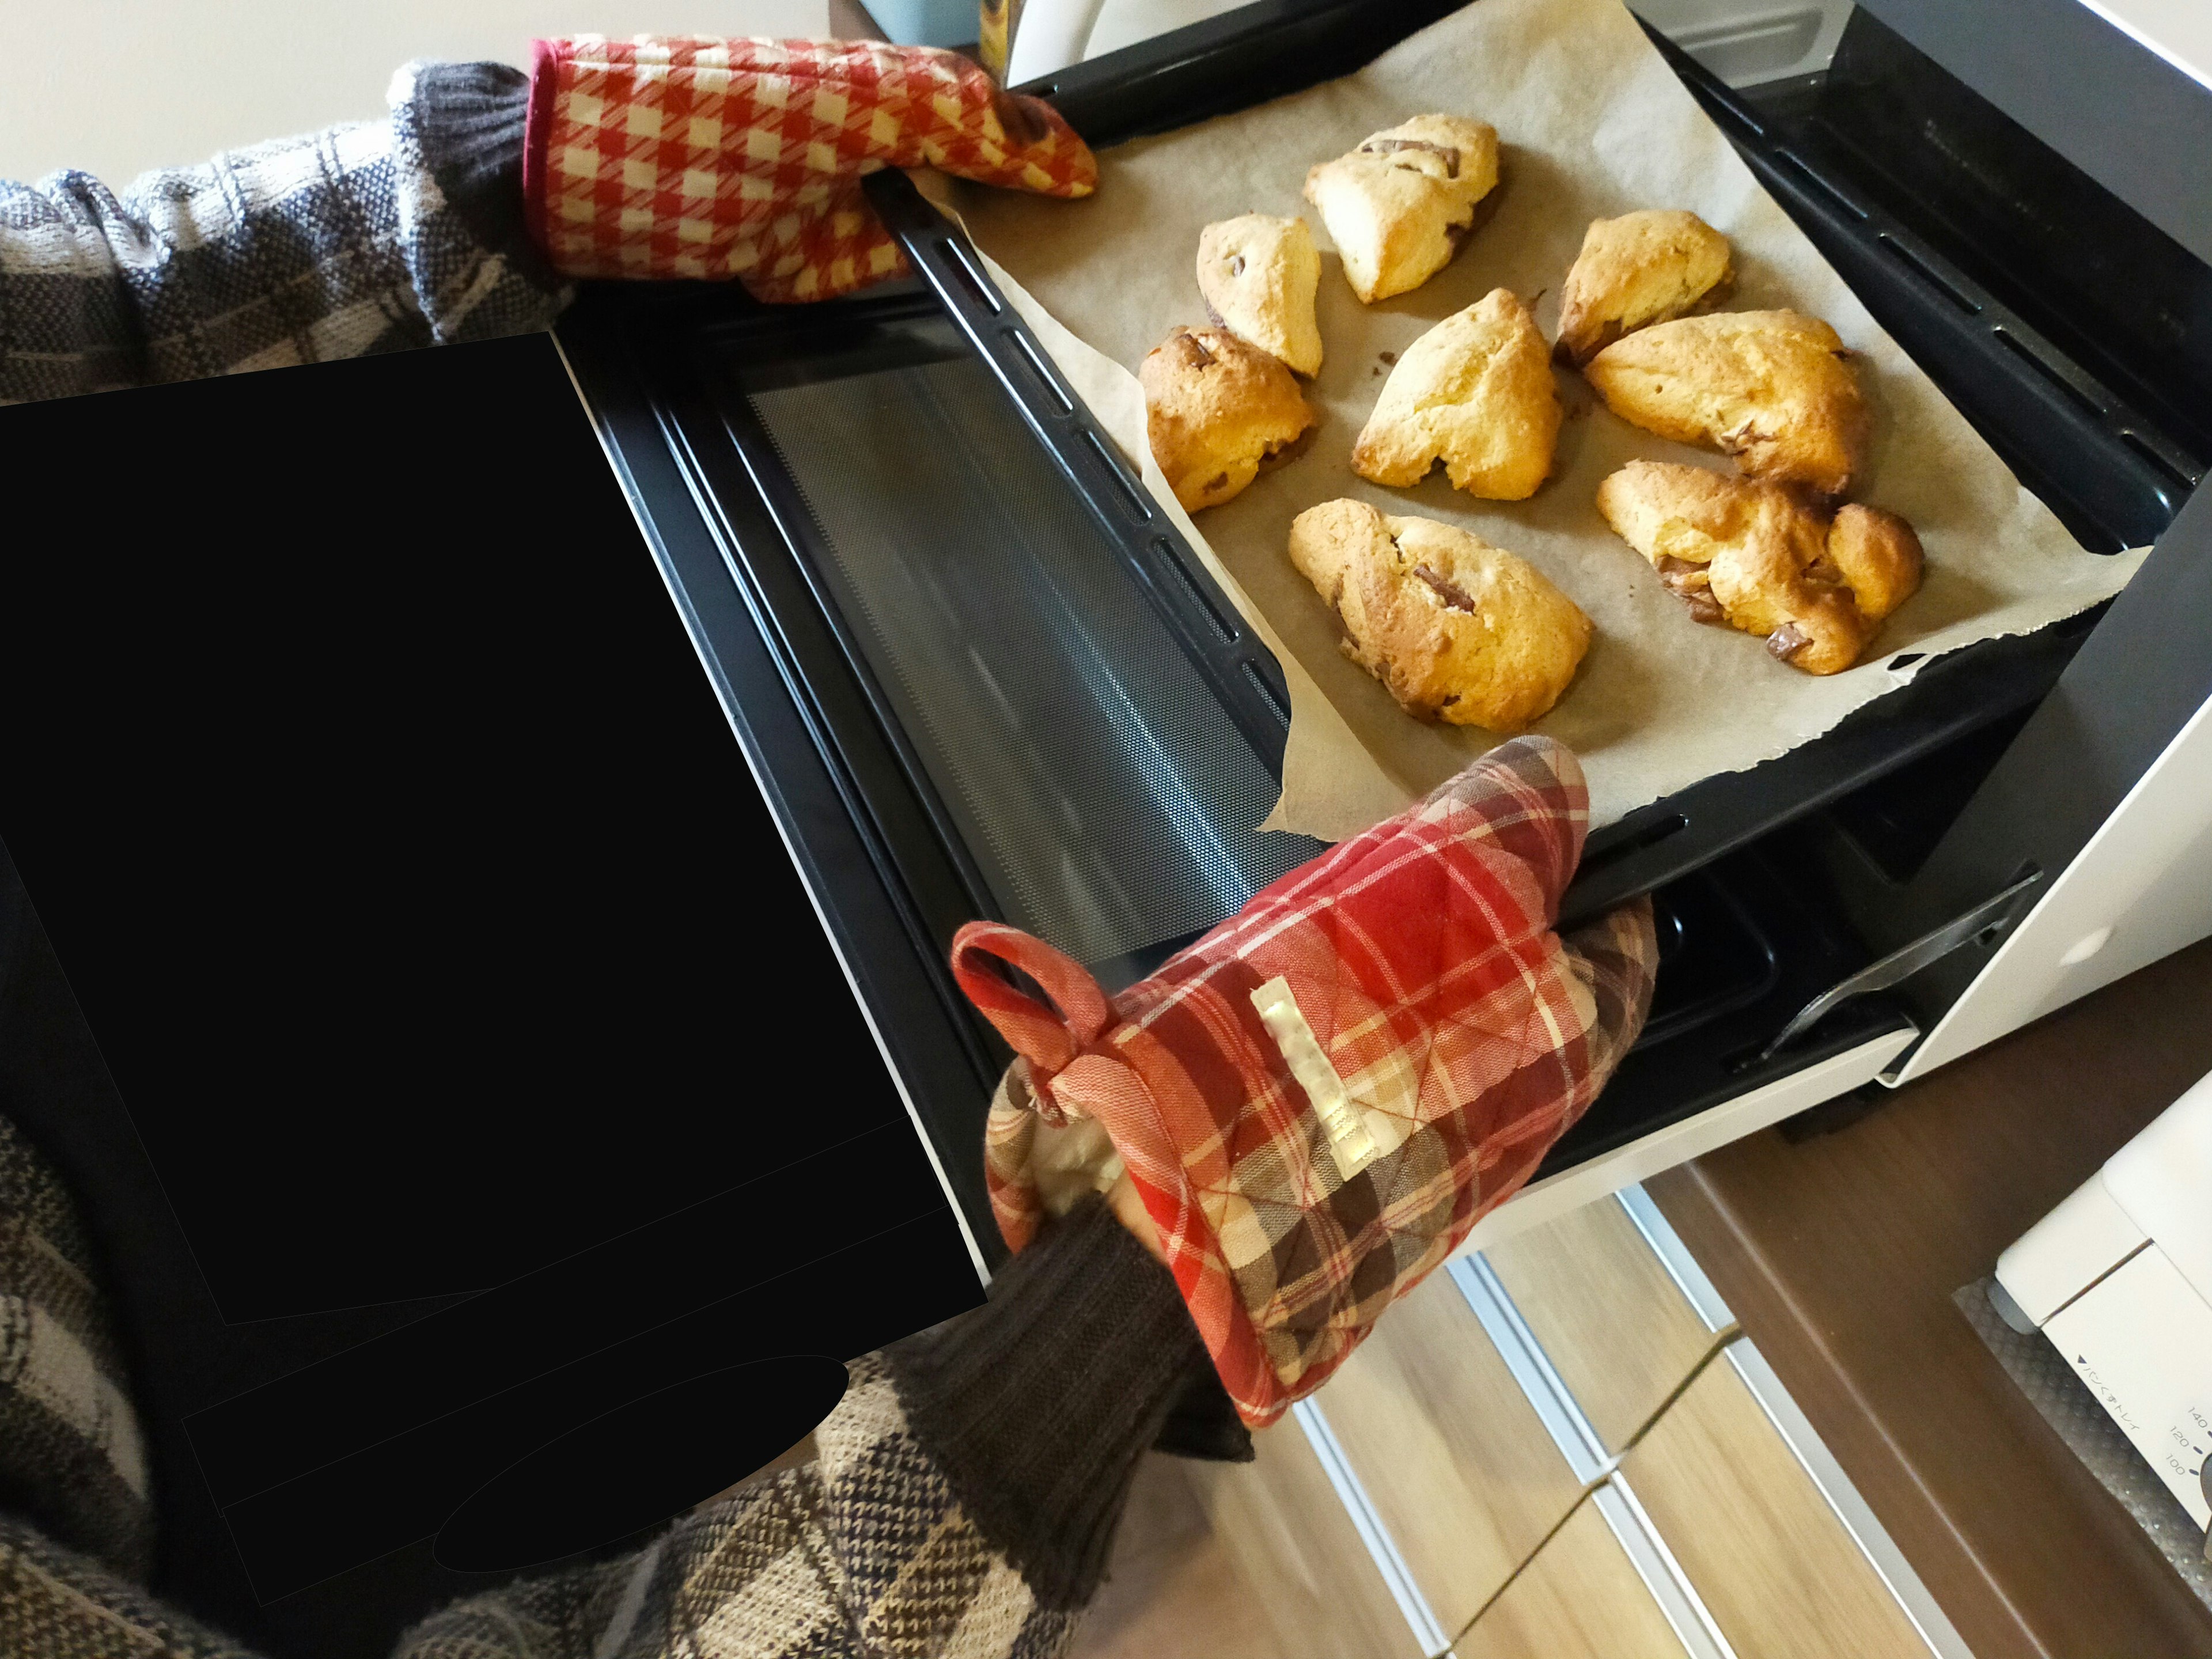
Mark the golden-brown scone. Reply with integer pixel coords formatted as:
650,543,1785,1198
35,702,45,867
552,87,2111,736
1302,115,1500,304
1595,460,1923,675
1824,499,1925,622
1351,289,1559,501
1288,498,1591,728
1196,214,1324,377
1141,327,1317,513
1584,310,1868,496
1555,210,1734,366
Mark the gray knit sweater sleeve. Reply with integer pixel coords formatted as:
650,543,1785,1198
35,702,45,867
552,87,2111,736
0,60,568,405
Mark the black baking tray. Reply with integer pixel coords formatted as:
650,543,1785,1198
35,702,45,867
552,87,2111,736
858,0,2199,932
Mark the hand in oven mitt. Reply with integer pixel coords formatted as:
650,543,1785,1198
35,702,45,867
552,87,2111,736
523,36,1096,301
954,736,1658,1428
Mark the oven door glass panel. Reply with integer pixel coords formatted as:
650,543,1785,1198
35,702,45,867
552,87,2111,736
728,320,1314,978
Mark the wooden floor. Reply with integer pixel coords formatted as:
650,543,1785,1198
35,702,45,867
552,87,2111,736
1071,1190,1948,1659
1651,934,2212,1659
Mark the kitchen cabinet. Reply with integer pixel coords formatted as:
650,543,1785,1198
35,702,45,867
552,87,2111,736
1653,934,2212,1658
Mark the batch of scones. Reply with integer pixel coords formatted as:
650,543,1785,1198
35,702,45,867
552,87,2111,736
1196,215,1324,377
1585,309,1870,497
1555,209,1734,366
1302,115,1502,304
1597,461,1922,676
1138,116,1926,734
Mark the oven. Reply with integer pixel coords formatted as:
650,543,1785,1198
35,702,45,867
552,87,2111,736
1,3,2202,1652
553,0,2211,1262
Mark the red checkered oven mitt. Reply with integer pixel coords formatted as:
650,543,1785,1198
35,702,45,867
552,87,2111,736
952,736,1658,1427
522,36,1097,301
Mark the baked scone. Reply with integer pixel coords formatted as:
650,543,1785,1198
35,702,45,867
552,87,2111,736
1555,210,1734,366
1196,214,1324,377
1302,116,1501,304
1595,460,1923,675
1288,498,1591,728
1351,289,1559,501
1584,310,1868,497
1141,327,1318,513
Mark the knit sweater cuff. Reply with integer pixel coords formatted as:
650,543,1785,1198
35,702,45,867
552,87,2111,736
409,60,559,291
882,1198,1217,1609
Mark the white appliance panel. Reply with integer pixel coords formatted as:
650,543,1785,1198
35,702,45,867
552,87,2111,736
1896,692,2212,1082
2044,1244,2212,1528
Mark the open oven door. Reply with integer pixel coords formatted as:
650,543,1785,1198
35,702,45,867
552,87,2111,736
1879,483,2212,1082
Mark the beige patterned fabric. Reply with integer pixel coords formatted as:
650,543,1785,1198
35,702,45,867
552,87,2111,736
0,1117,152,1578
397,1357,1079,1659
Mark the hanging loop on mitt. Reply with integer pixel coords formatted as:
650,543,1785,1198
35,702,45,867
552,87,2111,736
950,921,1111,1081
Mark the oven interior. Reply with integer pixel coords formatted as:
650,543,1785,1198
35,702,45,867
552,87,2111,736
566,0,2206,1198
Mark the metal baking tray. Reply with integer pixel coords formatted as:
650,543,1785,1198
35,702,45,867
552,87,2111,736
858,0,2199,932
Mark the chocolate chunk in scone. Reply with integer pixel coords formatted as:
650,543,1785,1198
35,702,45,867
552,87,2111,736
1196,214,1324,377
1288,498,1591,729
1584,310,1868,497
1596,459,1922,675
1555,209,1734,366
1302,115,1499,304
1352,289,1559,501
1141,327,1318,513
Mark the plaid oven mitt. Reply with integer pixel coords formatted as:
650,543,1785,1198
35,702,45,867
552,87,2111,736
523,36,1097,301
953,736,1658,1427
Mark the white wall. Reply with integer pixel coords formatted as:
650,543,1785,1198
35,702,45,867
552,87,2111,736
1082,0,1236,59
2,0,828,188
5,0,1932,191
2078,0,2212,90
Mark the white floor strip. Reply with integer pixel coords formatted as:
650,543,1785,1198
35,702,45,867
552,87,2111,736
1618,1184,1735,1334
1293,1398,1455,1658
1723,1340,1976,1659
1304,1184,1971,1658
1599,1473,1741,1659
1454,1236,1741,1657
1447,1255,1612,1485
1620,1185,1971,1659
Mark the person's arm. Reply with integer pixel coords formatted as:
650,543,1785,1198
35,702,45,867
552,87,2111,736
0,1097,1214,1659
393,1197,1217,1659
0,39,1098,406
0,62,567,405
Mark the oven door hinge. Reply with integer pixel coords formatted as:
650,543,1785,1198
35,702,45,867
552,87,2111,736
1762,870,2044,1061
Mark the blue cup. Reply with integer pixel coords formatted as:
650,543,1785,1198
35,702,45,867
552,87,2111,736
866,0,980,47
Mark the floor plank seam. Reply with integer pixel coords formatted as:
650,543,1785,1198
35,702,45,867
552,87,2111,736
1603,1324,1743,1463
1444,1335,1743,1647
1446,1482,1608,1647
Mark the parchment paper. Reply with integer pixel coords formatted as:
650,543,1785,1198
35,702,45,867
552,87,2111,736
953,0,2147,841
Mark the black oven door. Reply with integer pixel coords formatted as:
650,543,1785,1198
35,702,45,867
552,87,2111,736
0,332,985,1656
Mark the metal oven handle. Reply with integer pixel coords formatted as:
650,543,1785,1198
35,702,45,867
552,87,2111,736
1761,869,2043,1060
